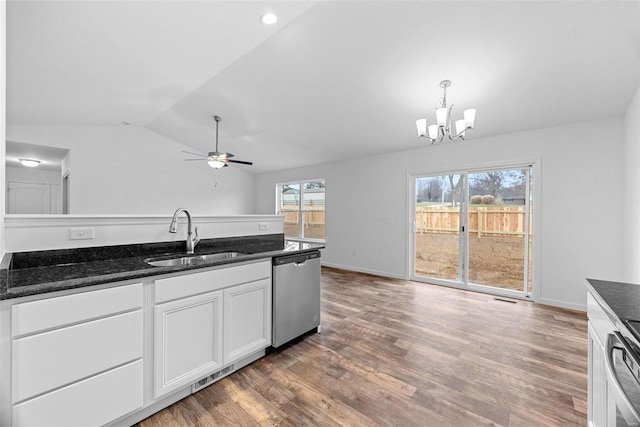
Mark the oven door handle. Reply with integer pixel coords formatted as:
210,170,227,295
604,331,640,424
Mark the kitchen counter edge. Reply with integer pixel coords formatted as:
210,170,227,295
0,237,324,300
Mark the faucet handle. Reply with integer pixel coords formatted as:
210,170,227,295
193,227,200,245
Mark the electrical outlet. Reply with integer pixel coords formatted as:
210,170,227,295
69,228,95,240
259,222,269,230
381,216,393,223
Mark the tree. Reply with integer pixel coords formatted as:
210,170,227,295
446,175,462,207
416,177,443,203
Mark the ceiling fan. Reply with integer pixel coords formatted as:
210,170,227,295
182,115,253,169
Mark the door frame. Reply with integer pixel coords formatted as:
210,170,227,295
406,159,541,302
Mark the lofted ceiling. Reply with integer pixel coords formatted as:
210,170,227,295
7,1,640,174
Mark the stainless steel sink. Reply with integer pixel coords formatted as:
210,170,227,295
146,252,244,267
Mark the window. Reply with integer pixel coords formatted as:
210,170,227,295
276,179,325,241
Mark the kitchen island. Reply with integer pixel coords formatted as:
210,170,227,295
0,234,323,427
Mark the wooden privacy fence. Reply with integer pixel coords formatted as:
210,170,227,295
416,205,530,237
280,210,325,227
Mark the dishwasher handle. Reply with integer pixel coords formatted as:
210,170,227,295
273,251,321,266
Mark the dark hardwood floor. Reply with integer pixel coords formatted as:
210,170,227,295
137,267,588,426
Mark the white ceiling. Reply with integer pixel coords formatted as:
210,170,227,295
7,1,640,174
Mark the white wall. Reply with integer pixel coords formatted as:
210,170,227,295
5,125,254,215
4,214,283,252
623,86,640,282
6,166,60,185
1,0,6,257
254,118,626,310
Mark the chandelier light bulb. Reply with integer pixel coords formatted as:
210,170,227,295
464,109,477,129
428,125,439,140
416,119,427,137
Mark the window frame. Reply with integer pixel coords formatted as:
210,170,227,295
276,178,325,242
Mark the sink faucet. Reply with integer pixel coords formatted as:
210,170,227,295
169,208,200,254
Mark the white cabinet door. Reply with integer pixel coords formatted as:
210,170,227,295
223,278,272,365
154,290,223,398
588,322,607,427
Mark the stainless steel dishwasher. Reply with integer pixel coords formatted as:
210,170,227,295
272,250,321,348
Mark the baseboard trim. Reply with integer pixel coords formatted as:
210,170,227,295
536,297,586,312
321,262,406,280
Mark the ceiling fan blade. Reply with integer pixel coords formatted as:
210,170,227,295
184,158,209,161
181,150,208,158
227,159,253,165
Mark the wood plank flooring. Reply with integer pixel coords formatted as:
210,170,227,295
137,267,588,426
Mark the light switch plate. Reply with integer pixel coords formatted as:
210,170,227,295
69,228,95,240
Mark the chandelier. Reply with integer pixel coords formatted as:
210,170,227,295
416,80,476,144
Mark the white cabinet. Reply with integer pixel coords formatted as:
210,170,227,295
2,258,273,426
153,260,272,399
13,360,143,427
154,290,223,398
587,291,614,427
588,322,607,427
223,278,271,365
8,283,144,427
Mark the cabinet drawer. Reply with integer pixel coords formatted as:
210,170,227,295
155,260,271,303
12,282,143,337
12,310,143,403
12,359,143,427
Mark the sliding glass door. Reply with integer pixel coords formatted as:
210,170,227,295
413,166,533,297
413,174,465,286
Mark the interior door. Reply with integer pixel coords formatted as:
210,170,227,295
7,181,52,214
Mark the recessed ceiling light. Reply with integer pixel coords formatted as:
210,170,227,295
19,159,41,167
260,13,277,25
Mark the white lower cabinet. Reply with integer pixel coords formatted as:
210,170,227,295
7,283,144,427
153,260,272,399
12,359,143,427
588,322,607,427
587,291,615,427
154,290,224,398
223,278,271,365
4,259,273,426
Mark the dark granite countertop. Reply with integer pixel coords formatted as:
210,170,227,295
0,234,324,300
586,278,640,351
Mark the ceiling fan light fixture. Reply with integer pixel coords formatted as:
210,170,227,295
208,159,226,169
182,115,253,168
19,158,41,167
